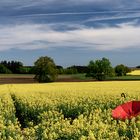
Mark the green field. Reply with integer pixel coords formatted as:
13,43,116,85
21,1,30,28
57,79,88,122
107,75,140,80
72,74,140,81
0,82,140,139
0,74,34,78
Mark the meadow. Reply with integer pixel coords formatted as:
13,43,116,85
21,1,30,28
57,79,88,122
1,82,140,139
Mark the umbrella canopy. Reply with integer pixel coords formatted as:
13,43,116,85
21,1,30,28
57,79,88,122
112,101,140,120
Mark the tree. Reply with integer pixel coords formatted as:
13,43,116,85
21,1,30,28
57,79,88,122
115,64,131,76
64,67,78,74
0,60,23,74
34,56,57,83
56,65,64,74
87,57,114,81
136,66,140,68
66,65,88,74
0,64,12,74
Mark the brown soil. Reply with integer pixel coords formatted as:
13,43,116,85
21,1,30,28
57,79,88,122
0,77,37,84
0,77,94,84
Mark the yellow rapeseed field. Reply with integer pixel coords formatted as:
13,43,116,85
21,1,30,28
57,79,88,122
127,70,140,75
1,81,140,96
1,81,140,139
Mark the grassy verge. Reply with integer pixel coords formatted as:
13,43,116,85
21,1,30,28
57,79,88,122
58,74,140,81
71,74,93,80
60,74,140,81
0,74,34,78
106,75,140,81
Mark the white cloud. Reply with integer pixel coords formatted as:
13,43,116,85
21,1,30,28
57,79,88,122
0,23,140,51
84,12,140,23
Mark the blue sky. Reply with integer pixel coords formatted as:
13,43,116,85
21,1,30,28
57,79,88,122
1,0,140,67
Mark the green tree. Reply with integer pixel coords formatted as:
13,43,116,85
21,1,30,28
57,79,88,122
0,64,12,74
115,64,131,76
0,60,23,74
34,56,57,83
56,66,64,74
64,67,78,74
87,57,114,81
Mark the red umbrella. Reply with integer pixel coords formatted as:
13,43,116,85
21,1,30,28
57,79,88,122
112,101,140,120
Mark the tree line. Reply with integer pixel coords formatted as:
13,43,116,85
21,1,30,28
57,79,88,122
0,61,35,74
0,56,132,82
0,61,88,75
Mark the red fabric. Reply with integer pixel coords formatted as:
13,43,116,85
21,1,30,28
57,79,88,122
132,101,140,116
112,101,140,120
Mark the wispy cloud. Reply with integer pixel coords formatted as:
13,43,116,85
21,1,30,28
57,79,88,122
0,23,140,51
0,0,140,66
12,10,140,17
1,0,140,17
1,0,140,52
1,0,140,30
84,12,140,23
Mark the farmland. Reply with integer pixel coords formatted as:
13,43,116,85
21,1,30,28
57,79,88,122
127,70,140,75
1,70,140,84
1,82,140,139
0,74,94,84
